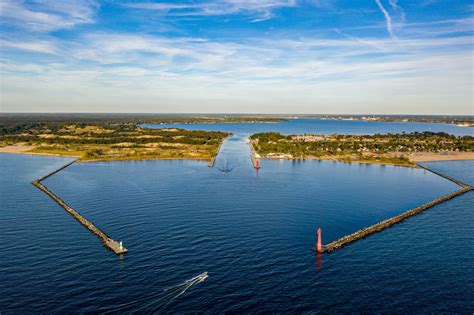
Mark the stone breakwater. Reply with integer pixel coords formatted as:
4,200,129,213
32,160,128,255
322,164,473,253
35,159,77,182
208,136,228,167
416,164,470,188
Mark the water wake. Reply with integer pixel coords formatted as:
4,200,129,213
217,159,235,173
101,272,208,313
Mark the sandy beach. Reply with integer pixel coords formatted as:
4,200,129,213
0,145,35,153
406,152,474,162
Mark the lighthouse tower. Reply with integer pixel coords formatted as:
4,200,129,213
317,228,323,253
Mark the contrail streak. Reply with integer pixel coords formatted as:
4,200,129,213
375,0,398,40
389,0,406,23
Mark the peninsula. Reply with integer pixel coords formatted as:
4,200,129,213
250,132,474,167
0,121,230,162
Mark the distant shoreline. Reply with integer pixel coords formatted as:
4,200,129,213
144,117,473,127
282,116,473,127
1,113,472,127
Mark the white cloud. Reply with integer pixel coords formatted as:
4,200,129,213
1,1,472,114
0,38,57,53
3,30,472,93
398,18,474,37
58,30,473,80
2,61,471,114
123,0,296,21
0,0,99,32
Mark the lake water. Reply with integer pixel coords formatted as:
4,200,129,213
0,119,472,313
145,117,474,136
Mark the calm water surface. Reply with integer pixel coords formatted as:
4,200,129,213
146,117,474,136
1,120,473,313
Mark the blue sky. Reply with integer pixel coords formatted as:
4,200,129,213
0,0,473,114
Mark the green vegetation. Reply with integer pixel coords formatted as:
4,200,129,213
250,132,474,167
0,113,286,125
0,122,231,161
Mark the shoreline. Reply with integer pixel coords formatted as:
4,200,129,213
208,135,230,167
257,153,474,168
403,152,474,162
281,116,473,126
142,120,286,126
0,145,214,163
2,145,473,167
259,156,416,168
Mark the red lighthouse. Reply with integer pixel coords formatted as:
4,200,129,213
317,228,323,253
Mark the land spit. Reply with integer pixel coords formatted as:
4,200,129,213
32,160,128,255
321,163,473,253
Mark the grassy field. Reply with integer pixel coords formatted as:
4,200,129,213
0,123,230,162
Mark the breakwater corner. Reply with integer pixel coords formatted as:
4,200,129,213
320,164,473,253
32,159,128,255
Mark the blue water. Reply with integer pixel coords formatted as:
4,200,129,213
419,160,474,186
0,120,473,313
145,118,474,136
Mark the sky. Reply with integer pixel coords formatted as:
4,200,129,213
0,0,473,114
